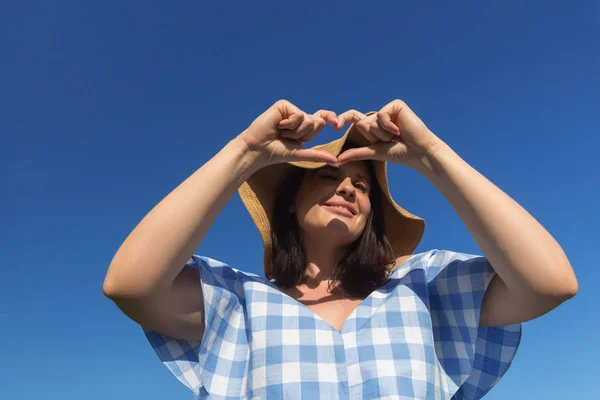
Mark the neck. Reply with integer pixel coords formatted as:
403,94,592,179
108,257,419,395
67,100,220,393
301,238,348,287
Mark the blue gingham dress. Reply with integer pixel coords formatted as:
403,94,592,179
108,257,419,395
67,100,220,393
144,249,521,399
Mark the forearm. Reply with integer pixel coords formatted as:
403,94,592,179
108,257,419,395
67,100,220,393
103,137,261,297
415,140,578,298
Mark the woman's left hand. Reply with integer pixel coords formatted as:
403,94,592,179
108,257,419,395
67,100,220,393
335,99,445,169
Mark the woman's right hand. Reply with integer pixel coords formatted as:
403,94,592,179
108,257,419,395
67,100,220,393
235,100,341,167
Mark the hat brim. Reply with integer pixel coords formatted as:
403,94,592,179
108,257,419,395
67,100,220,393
238,113,425,277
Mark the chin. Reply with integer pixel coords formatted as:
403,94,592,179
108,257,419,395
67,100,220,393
297,207,365,243
301,219,362,244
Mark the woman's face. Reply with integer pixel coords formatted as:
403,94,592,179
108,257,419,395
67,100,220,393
292,161,373,247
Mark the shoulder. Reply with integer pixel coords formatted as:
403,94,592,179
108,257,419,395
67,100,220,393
391,249,488,278
393,254,415,266
391,249,438,271
187,254,270,287
393,249,483,265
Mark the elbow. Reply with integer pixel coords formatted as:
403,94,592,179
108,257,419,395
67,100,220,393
102,267,153,301
102,278,153,301
523,262,579,310
102,276,129,300
538,266,579,304
559,274,578,300
544,279,577,314
555,261,579,299
548,283,577,309
535,249,578,300
103,258,127,299
524,275,578,320
102,277,123,299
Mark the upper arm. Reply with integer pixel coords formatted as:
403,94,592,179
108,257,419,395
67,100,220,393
479,274,570,327
108,265,206,342
425,249,569,327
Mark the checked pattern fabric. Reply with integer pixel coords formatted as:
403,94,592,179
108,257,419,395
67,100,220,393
144,249,521,399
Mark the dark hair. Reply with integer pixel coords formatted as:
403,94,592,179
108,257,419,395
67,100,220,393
269,161,396,298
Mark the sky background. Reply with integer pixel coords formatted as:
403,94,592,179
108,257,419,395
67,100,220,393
2,1,599,399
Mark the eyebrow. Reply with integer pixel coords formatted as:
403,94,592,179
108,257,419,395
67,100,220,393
320,166,371,185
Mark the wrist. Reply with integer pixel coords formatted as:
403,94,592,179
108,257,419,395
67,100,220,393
228,135,269,178
412,137,456,178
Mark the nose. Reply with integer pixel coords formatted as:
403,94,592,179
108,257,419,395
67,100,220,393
335,177,356,199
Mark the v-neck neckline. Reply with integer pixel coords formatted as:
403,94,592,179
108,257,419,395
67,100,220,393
263,255,418,335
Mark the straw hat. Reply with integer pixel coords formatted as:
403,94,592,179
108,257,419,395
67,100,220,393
238,112,425,278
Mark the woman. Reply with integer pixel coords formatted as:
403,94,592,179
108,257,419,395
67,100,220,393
103,99,578,399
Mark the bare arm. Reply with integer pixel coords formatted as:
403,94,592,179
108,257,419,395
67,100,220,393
336,100,578,327
416,141,578,326
103,139,260,340
103,100,340,341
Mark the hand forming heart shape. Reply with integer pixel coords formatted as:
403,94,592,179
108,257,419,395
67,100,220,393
334,100,443,169
236,99,444,171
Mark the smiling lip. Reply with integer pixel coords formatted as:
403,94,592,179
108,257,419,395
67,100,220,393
323,201,356,217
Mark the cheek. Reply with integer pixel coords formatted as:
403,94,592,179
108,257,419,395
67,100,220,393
295,182,327,214
296,200,321,226
293,187,318,222
360,195,372,218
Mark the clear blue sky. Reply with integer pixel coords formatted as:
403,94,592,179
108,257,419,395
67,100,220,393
2,1,598,399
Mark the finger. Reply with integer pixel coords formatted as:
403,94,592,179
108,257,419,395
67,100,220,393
280,113,319,140
376,110,400,134
292,148,338,163
298,115,327,142
337,109,367,130
296,114,324,137
370,120,396,143
336,145,383,165
337,141,408,165
275,100,304,128
380,99,406,120
278,111,305,131
314,110,339,127
356,119,380,144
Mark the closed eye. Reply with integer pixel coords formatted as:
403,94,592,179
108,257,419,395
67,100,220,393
316,169,369,193
319,171,338,180
355,182,369,192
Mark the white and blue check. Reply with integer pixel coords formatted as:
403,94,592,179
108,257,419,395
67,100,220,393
144,249,521,399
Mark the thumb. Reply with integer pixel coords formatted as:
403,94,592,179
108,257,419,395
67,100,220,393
278,111,304,131
338,141,409,165
289,148,338,164
337,144,385,165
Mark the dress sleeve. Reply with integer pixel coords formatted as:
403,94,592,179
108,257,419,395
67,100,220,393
142,255,250,398
425,250,522,400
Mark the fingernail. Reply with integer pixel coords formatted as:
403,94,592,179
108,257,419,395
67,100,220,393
327,162,340,168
